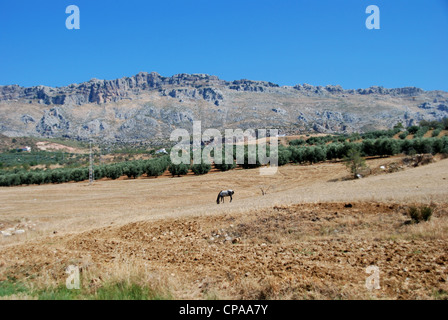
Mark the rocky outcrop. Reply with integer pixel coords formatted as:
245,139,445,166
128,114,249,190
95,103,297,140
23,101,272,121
0,72,447,144
293,84,425,97
35,107,70,136
0,72,434,107
21,114,35,125
160,87,224,105
228,79,279,92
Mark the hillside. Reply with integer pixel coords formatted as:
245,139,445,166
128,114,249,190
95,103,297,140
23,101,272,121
1,156,447,299
1,72,448,145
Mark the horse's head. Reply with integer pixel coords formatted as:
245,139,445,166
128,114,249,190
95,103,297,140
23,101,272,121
229,190,234,195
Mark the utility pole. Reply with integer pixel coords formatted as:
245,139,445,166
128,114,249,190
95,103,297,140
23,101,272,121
89,140,94,185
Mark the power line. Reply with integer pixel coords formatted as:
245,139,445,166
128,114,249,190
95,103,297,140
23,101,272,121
89,140,94,185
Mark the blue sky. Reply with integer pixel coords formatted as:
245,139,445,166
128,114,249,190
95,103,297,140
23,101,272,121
0,0,447,90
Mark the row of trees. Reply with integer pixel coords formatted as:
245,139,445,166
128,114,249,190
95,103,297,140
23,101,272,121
279,136,448,165
290,128,403,147
1,135,448,187
289,119,448,147
0,156,172,187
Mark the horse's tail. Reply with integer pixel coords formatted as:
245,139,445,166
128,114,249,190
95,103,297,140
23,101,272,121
216,192,221,204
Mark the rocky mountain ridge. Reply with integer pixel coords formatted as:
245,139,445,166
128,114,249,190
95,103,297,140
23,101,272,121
1,72,447,145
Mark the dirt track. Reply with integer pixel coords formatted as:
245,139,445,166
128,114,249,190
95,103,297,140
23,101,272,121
1,157,448,299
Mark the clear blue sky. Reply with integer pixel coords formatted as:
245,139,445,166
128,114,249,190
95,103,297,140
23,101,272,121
1,0,447,90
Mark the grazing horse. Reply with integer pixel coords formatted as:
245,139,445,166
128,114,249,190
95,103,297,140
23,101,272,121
217,190,234,204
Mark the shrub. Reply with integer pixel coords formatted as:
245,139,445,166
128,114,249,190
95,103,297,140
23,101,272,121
442,146,448,157
289,146,305,164
105,165,123,180
413,138,433,154
361,139,376,157
289,139,306,146
407,126,420,134
191,162,212,175
50,170,69,184
414,126,429,139
169,163,190,177
399,132,409,140
0,174,22,187
432,128,442,137
309,146,326,163
214,151,237,171
326,143,344,160
123,163,143,179
241,150,261,169
420,206,433,222
408,206,420,223
277,146,292,166
408,205,433,223
31,172,44,185
215,162,236,171
144,160,168,177
70,168,88,182
374,138,399,157
344,149,367,179
94,166,106,180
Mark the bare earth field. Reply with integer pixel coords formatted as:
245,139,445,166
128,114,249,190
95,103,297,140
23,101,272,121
1,156,448,299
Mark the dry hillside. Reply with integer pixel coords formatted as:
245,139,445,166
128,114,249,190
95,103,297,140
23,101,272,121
0,156,447,299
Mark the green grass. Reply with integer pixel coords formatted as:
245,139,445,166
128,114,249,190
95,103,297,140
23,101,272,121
0,280,173,300
432,289,448,300
93,281,172,300
36,285,85,300
0,281,29,297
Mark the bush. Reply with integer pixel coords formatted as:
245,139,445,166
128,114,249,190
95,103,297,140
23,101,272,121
191,162,212,175
414,126,429,139
31,172,45,185
408,205,433,223
105,164,123,180
94,166,106,180
432,128,442,137
442,146,448,157
326,143,344,160
305,135,334,146
407,126,420,134
215,162,236,171
289,139,306,146
277,146,292,166
144,159,168,177
361,139,376,157
123,162,143,179
50,170,69,184
241,150,261,169
169,163,190,177
421,206,433,222
362,129,398,140
309,146,327,163
399,132,409,140
1,174,22,186
214,149,237,171
412,138,433,154
374,139,399,157
289,146,305,164
70,168,88,182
